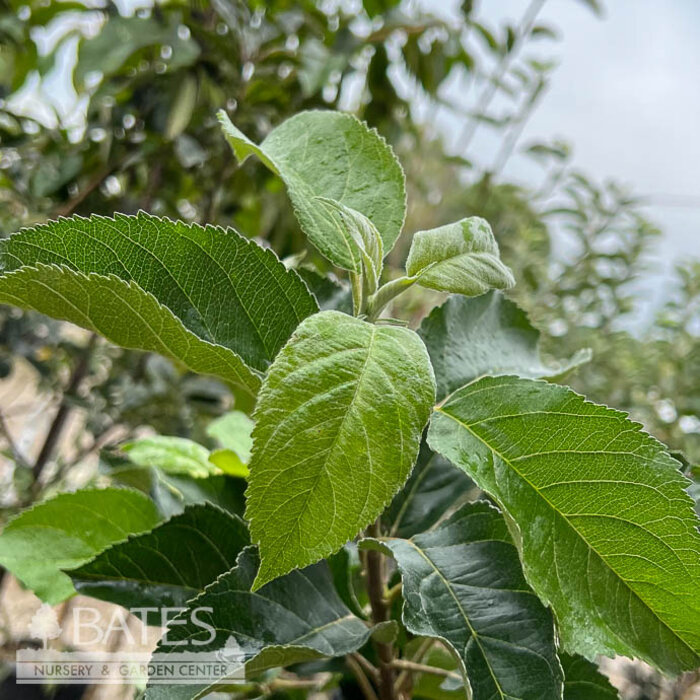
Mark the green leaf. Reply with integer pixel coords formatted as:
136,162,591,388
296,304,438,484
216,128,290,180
151,473,246,519
208,450,249,478
363,0,401,18
315,197,384,287
218,110,406,266
206,411,254,463
419,292,591,399
428,375,700,673
75,14,199,88
384,438,473,538
296,267,353,314
69,504,249,620
327,544,366,618
0,488,159,604
0,264,261,394
246,310,435,589
0,212,318,374
145,546,391,700
561,654,619,700
406,218,514,296
363,501,563,700
206,411,254,478
122,436,220,478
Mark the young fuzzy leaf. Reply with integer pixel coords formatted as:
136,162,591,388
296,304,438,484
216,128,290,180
69,504,249,619
246,310,435,589
428,375,700,674
363,501,563,700
406,217,514,296
218,110,406,266
145,546,392,700
0,265,261,394
0,488,159,604
315,197,384,288
0,212,317,375
419,292,591,399
561,654,620,700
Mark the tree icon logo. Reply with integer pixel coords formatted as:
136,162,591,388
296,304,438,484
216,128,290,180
28,603,62,650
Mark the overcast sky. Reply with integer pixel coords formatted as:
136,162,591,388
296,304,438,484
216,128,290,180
423,0,700,297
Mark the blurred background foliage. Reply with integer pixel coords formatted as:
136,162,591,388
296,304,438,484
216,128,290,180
0,1,698,697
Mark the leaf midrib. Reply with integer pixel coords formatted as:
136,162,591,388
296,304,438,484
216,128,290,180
436,405,698,660
386,536,507,700
259,325,378,558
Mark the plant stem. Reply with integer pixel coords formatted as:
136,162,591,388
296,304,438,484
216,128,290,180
352,272,365,317
364,519,398,700
394,637,435,694
366,276,416,322
391,659,461,681
0,410,29,470
347,654,380,700
351,652,381,682
32,333,98,486
384,581,402,606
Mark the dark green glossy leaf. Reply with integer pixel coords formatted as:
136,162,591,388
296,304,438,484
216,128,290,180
363,501,563,700
0,264,262,393
0,212,318,375
145,546,391,700
70,504,249,620
561,654,619,700
296,267,353,314
419,292,591,399
384,438,473,538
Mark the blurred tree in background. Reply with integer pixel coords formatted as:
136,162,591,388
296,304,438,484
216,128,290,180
0,1,698,697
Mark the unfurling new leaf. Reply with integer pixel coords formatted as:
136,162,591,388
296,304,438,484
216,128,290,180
218,110,406,267
406,217,515,296
246,310,435,589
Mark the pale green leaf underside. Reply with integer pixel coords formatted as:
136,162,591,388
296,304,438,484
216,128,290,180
419,292,591,399
218,110,406,268
0,212,317,373
206,410,254,462
70,503,249,619
0,488,159,604
247,310,435,589
315,197,384,283
428,375,700,674
122,436,220,478
146,546,387,700
406,218,515,296
0,264,261,394
364,501,563,700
